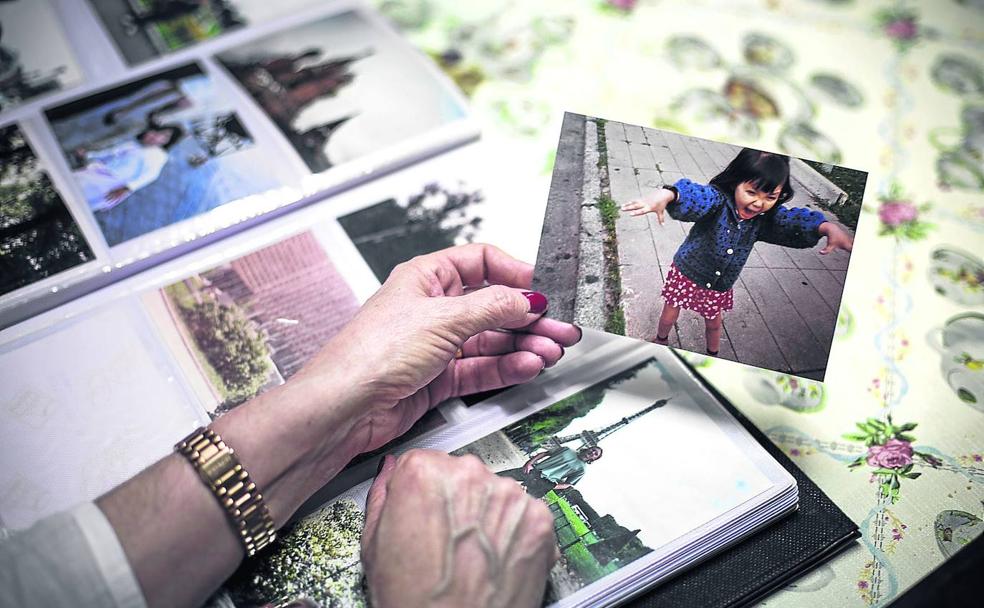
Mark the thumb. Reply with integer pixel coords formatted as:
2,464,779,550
362,454,397,552
819,244,832,255
446,285,547,337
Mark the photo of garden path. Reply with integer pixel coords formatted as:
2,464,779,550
144,230,362,414
536,113,865,380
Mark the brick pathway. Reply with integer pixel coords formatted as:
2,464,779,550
604,121,853,380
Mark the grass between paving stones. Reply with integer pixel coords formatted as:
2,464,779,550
593,117,626,335
595,117,608,170
597,194,626,335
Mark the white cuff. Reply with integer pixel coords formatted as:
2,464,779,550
72,503,148,608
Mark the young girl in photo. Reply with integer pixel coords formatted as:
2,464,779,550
620,148,854,356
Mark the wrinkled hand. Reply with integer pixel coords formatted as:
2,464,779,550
362,450,559,608
818,222,854,254
620,189,674,225
294,244,581,461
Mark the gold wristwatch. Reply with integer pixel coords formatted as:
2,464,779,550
175,427,276,556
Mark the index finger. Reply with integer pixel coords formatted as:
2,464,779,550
415,243,534,291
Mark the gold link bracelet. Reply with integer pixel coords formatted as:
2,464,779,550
175,427,276,557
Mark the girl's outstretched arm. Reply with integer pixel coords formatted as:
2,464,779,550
758,205,827,248
666,179,726,222
818,222,854,254
621,188,674,224
621,179,724,224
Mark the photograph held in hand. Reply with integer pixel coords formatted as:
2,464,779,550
534,112,869,380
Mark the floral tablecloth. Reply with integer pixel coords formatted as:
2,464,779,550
371,0,984,605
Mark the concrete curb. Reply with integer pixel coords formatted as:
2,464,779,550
790,157,848,207
573,119,607,329
532,112,585,323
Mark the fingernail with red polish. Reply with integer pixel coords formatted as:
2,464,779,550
522,291,548,314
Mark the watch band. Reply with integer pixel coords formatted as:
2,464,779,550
175,427,276,556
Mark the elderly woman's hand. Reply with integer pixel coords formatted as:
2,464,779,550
362,450,559,608
283,244,580,488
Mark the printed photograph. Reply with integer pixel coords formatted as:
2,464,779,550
455,356,771,602
87,0,321,65
0,0,83,112
0,124,94,298
217,10,466,174
47,63,280,247
534,112,868,380
337,180,484,282
144,230,361,414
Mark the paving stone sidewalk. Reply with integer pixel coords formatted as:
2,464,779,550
605,121,853,380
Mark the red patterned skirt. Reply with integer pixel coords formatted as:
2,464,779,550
660,263,734,320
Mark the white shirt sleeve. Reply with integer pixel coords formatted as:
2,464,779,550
0,502,147,608
125,147,170,193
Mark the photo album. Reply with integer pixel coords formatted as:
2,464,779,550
0,3,862,608
211,340,798,608
1,0,475,325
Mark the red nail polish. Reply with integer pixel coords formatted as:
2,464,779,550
522,291,548,314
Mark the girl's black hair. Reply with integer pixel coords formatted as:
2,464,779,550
136,123,185,151
709,148,795,208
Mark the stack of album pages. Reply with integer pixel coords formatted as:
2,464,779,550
210,337,804,608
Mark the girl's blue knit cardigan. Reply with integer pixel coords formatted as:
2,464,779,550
668,179,826,292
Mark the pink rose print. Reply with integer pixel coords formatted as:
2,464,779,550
884,18,918,41
875,184,934,240
845,416,933,503
878,201,919,227
866,438,914,469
